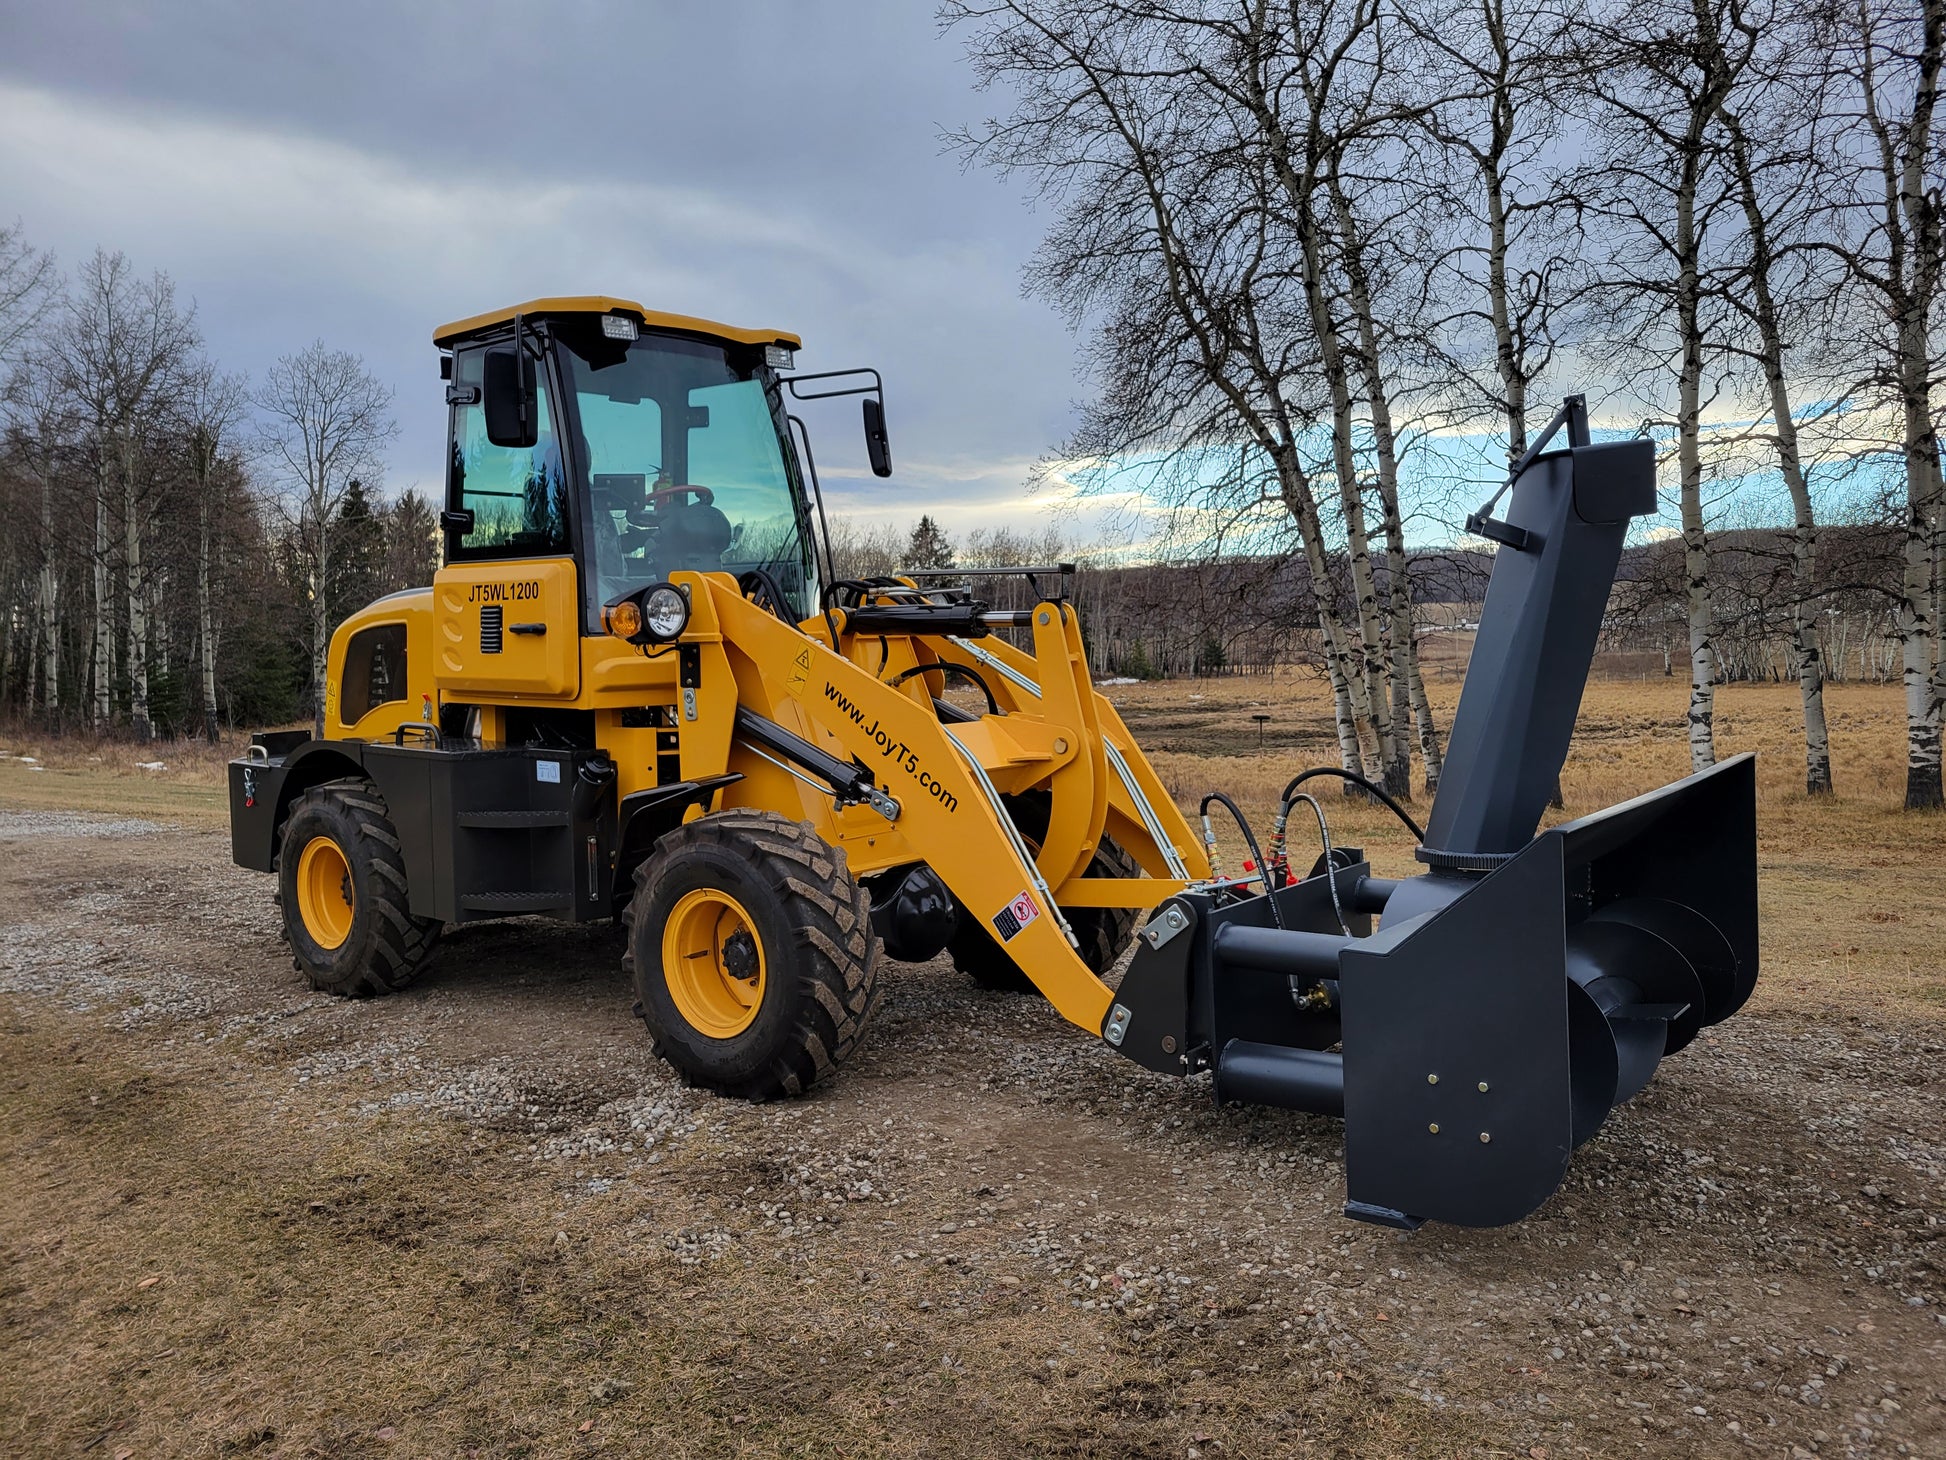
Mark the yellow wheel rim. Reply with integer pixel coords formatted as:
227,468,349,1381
296,835,356,950
661,888,767,1038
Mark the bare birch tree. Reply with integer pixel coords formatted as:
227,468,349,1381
1325,168,1447,791
0,223,57,370
1205,0,1417,793
255,342,397,737
1573,0,1744,773
52,251,199,735
946,0,1382,779
1808,0,1946,809
1,228,62,721
1410,0,1581,460
4,348,73,723
1707,0,1840,791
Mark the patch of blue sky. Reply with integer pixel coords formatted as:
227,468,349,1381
1055,404,1906,556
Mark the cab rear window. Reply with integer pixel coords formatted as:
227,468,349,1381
341,623,408,725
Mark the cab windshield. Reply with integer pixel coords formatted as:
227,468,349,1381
555,325,820,626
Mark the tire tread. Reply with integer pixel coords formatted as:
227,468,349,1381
623,809,880,1100
276,776,441,997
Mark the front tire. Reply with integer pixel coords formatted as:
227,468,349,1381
624,810,880,1100
276,777,441,997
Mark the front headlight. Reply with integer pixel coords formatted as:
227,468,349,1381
643,584,689,641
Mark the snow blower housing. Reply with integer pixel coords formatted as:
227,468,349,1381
1105,396,1759,1229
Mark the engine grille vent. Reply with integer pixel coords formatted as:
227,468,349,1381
480,604,503,654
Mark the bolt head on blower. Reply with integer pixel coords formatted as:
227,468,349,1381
1104,396,1759,1229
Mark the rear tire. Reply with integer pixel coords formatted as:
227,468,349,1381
276,777,441,997
948,793,1141,992
624,809,880,1100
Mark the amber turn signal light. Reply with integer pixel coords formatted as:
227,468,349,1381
605,599,643,639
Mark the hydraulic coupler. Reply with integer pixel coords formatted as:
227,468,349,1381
1101,397,1759,1228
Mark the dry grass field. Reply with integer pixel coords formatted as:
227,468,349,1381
1121,672,1946,1021
2,676,1942,1459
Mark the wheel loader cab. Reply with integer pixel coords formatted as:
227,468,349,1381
438,302,822,652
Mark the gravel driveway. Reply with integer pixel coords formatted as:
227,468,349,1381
2,808,1941,1458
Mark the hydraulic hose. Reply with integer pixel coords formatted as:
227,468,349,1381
1279,767,1426,845
1199,789,1284,929
885,661,1001,717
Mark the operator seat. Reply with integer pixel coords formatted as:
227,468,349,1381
652,490,733,574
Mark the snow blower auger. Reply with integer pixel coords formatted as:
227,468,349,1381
1104,395,1758,1229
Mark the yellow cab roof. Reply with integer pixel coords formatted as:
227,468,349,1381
432,295,802,351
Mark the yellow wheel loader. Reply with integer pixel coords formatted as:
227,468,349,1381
230,303,1759,1227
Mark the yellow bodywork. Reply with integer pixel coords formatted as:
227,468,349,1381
323,565,1209,1036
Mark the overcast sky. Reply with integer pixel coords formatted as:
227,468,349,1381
0,1,1097,538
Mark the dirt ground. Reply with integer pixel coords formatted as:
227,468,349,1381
2,679,1943,1459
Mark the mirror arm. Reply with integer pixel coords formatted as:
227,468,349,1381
782,367,893,480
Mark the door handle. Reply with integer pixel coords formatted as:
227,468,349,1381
509,622,547,636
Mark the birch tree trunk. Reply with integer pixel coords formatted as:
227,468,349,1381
39,470,59,727
122,430,152,741
1782,436,1833,794
1329,176,1444,793
311,520,329,739
1487,172,1527,456
1896,392,1944,807
1723,115,1831,792
1678,386,1716,773
1675,117,1717,772
1886,0,1945,807
1302,224,1401,793
92,461,112,730
198,475,219,742
1276,445,1369,777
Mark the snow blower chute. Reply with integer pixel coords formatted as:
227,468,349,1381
1104,396,1759,1229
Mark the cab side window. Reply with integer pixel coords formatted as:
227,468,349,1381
449,349,570,554
340,623,408,726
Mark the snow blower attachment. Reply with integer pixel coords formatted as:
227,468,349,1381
1106,396,1759,1229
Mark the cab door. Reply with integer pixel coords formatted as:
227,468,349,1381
435,346,582,700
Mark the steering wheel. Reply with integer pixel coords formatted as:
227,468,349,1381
650,483,714,510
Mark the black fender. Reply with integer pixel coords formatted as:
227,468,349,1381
231,738,442,922
230,738,371,873
613,773,744,899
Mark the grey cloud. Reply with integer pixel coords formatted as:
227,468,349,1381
0,1,1080,528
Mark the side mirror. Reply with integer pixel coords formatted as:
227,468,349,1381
863,397,892,478
483,348,538,448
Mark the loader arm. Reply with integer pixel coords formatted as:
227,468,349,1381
701,577,1127,1034
931,630,1207,890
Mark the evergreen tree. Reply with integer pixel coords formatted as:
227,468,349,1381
328,478,384,630
379,488,440,594
905,514,956,570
